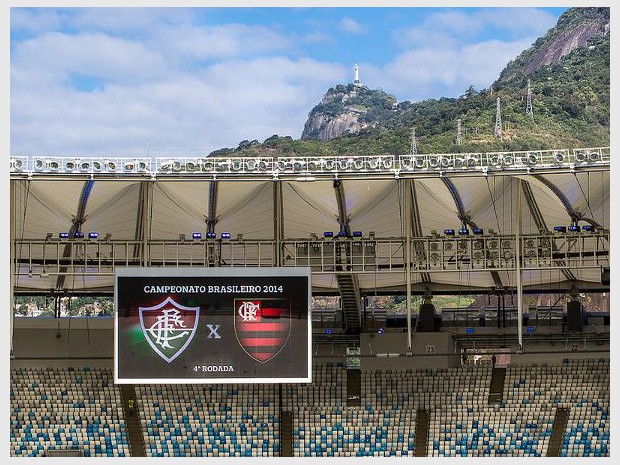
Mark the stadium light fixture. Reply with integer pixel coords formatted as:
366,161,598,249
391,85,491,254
582,224,595,232
88,232,99,239
352,231,363,238
221,232,231,239
473,228,484,235
553,226,567,233
568,225,581,232
444,229,455,236
458,228,469,236
206,232,217,239
324,232,334,238
59,232,69,239
192,232,202,240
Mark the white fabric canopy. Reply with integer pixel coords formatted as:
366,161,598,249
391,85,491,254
11,171,609,293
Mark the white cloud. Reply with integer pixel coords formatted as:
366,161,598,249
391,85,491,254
340,17,367,35
153,23,293,62
363,38,535,102
10,8,62,34
11,54,346,155
12,32,169,86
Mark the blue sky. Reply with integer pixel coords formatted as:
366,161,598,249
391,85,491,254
10,6,568,156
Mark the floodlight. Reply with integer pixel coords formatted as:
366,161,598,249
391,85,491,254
465,156,479,168
324,232,334,238
65,160,76,171
553,226,567,233
414,157,425,169
59,232,69,239
582,225,594,232
206,232,217,239
428,157,440,168
553,151,566,163
352,231,363,238
88,232,99,239
568,225,581,232
79,161,91,171
444,229,455,236
473,228,484,235
221,232,231,239
192,232,202,239
589,150,601,162
92,161,102,171
458,228,469,236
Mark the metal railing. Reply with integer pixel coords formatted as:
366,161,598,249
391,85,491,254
14,232,609,277
9,147,610,180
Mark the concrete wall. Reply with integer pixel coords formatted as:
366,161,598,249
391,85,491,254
11,318,609,371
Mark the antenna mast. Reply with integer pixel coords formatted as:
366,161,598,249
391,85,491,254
410,127,418,155
526,79,534,119
494,97,502,139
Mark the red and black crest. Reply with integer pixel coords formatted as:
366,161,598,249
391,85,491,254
234,299,291,363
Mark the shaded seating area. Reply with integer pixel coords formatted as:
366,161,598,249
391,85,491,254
10,367,129,457
137,383,280,457
9,358,609,457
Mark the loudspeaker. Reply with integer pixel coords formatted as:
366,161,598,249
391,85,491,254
419,303,438,332
601,267,610,285
566,300,583,331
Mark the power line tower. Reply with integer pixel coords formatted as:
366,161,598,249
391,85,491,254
525,79,534,119
494,97,502,139
410,126,418,155
456,119,462,146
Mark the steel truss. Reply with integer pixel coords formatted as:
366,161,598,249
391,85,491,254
9,147,610,181
14,233,609,278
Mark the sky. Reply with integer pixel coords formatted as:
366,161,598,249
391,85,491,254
8,6,570,157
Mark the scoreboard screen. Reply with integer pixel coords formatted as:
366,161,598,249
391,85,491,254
114,267,311,383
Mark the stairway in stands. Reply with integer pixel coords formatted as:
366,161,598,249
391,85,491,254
488,366,506,404
346,368,361,407
336,274,361,334
280,411,294,457
119,384,146,457
414,409,430,457
546,407,569,457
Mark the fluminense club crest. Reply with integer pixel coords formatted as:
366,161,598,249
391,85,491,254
234,299,291,363
139,296,200,363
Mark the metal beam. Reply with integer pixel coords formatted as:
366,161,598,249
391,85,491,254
54,180,94,292
521,179,576,282
442,177,505,290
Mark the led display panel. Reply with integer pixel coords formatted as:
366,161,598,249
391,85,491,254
115,267,311,383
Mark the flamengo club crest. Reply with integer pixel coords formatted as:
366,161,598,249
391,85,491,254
139,297,200,363
234,299,291,363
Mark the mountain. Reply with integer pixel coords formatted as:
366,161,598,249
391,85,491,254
301,84,398,141
216,7,609,157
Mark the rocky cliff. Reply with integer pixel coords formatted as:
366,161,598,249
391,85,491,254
301,84,398,141
496,7,609,85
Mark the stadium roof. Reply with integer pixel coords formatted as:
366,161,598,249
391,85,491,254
10,152,610,295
